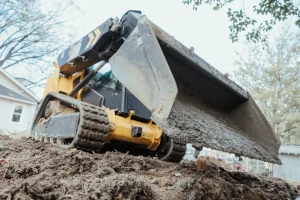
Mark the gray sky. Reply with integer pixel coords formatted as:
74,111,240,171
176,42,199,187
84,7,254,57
70,0,245,73
6,0,292,97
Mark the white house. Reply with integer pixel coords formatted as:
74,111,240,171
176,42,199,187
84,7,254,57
274,145,300,183
0,69,39,136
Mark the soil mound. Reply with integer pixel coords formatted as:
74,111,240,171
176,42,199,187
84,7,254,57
0,136,298,199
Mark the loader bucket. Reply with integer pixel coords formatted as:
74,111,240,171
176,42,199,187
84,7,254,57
109,16,281,164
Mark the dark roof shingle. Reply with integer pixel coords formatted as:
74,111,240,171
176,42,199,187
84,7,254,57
0,84,34,103
279,145,300,157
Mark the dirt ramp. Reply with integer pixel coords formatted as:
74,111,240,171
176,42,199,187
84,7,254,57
0,136,298,200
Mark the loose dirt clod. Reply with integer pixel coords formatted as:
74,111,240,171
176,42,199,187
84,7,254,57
0,136,298,200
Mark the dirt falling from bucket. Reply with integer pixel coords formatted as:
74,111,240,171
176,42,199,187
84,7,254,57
162,99,281,164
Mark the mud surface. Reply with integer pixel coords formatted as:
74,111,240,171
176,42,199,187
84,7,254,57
162,99,281,164
0,135,297,200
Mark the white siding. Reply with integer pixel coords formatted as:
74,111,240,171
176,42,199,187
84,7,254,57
274,155,300,182
0,97,35,135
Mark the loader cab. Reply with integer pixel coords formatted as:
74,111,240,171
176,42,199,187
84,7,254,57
81,63,151,121
89,64,119,90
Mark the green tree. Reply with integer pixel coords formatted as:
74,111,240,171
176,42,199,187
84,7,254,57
233,27,300,144
0,0,76,69
182,0,300,43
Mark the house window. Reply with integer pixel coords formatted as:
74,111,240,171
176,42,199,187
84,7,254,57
11,106,23,123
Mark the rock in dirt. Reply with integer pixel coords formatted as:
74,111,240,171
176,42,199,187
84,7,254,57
0,136,298,200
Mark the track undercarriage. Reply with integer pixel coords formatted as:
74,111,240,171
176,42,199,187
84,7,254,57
32,92,186,162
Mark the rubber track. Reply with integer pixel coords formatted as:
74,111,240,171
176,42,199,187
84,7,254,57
32,92,186,162
166,139,187,162
33,92,110,152
160,136,187,163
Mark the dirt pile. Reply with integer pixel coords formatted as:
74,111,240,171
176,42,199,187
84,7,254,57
0,135,298,200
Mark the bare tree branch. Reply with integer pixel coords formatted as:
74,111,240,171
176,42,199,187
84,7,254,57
0,0,77,70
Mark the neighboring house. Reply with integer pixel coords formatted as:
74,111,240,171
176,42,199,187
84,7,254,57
273,145,300,182
184,144,270,174
0,69,39,135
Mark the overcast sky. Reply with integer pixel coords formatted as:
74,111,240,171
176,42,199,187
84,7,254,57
7,0,292,98
70,0,244,73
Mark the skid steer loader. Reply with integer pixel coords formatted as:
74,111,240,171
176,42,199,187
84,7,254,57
31,10,281,163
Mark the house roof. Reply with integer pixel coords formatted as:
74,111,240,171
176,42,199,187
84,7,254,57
0,84,35,103
0,68,39,102
279,145,300,157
